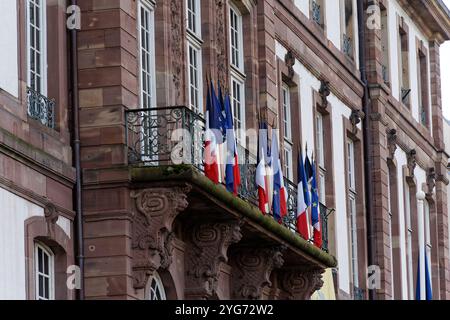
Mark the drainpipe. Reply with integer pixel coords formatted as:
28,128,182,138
357,0,375,300
69,0,84,300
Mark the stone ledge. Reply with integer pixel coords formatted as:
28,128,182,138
130,164,338,269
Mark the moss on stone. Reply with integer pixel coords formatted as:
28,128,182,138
131,164,337,268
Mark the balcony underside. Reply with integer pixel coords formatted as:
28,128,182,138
130,164,337,300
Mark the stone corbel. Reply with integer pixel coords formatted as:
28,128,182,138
131,185,192,289
185,220,243,299
231,246,285,300
386,129,397,160
407,149,417,178
285,49,295,80
426,167,436,196
44,203,59,238
319,80,331,109
350,109,365,135
280,266,325,300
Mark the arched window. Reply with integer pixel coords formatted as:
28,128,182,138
34,242,54,300
147,272,166,300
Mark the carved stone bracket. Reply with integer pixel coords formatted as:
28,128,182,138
185,220,243,299
131,185,191,289
280,266,325,300
350,109,365,135
44,203,59,238
387,129,398,160
407,149,417,178
231,246,285,300
426,167,436,196
319,80,331,109
285,50,295,80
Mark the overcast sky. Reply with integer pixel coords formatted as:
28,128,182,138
442,0,450,119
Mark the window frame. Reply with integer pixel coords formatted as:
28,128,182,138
34,242,55,300
26,0,48,95
147,272,167,300
138,0,157,110
230,75,246,145
186,0,201,37
282,84,292,142
229,3,244,72
187,40,203,115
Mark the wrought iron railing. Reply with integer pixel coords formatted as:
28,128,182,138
126,106,332,251
26,87,55,129
343,34,353,58
311,0,322,26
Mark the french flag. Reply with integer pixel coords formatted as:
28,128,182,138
204,82,224,184
310,159,322,248
256,122,269,214
297,150,310,240
271,130,287,222
223,92,241,195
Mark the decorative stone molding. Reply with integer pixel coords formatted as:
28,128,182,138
131,185,191,289
231,246,285,300
407,149,417,178
319,80,331,109
280,266,325,300
285,50,295,80
44,203,59,238
426,167,436,196
216,0,227,87
170,0,183,102
350,109,365,135
387,129,398,160
185,220,243,299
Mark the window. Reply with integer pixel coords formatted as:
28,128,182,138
27,0,47,95
405,185,414,299
186,0,203,114
424,200,432,287
138,0,156,109
187,0,201,36
347,139,358,288
417,45,429,127
147,272,166,300
231,77,245,144
387,166,395,296
35,243,54,300
229,4,244,71
399,21,410,106
380,4,390,84
341,0,355,58
316,114,326,203
281,85,293,181
310,0,325,28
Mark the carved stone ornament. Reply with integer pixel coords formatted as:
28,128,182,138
426,167,436,196
285,50,295,80
350,109,365,135
387,129,397,160
131,185,191,289
171,0,183,102
319,80,331,109
44,203,59,238
185,221,243,299
231,246,285,300
281,266,325,300
407,149,417,178
216,0,227,87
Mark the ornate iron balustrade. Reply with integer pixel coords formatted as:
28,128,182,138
126,106,332,251
311,0,322,26
26,87,55,129
343,34,353,58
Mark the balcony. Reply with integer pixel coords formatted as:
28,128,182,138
26,87,55,129
126,106,332,252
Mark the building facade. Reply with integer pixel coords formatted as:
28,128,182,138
0,0,449,300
